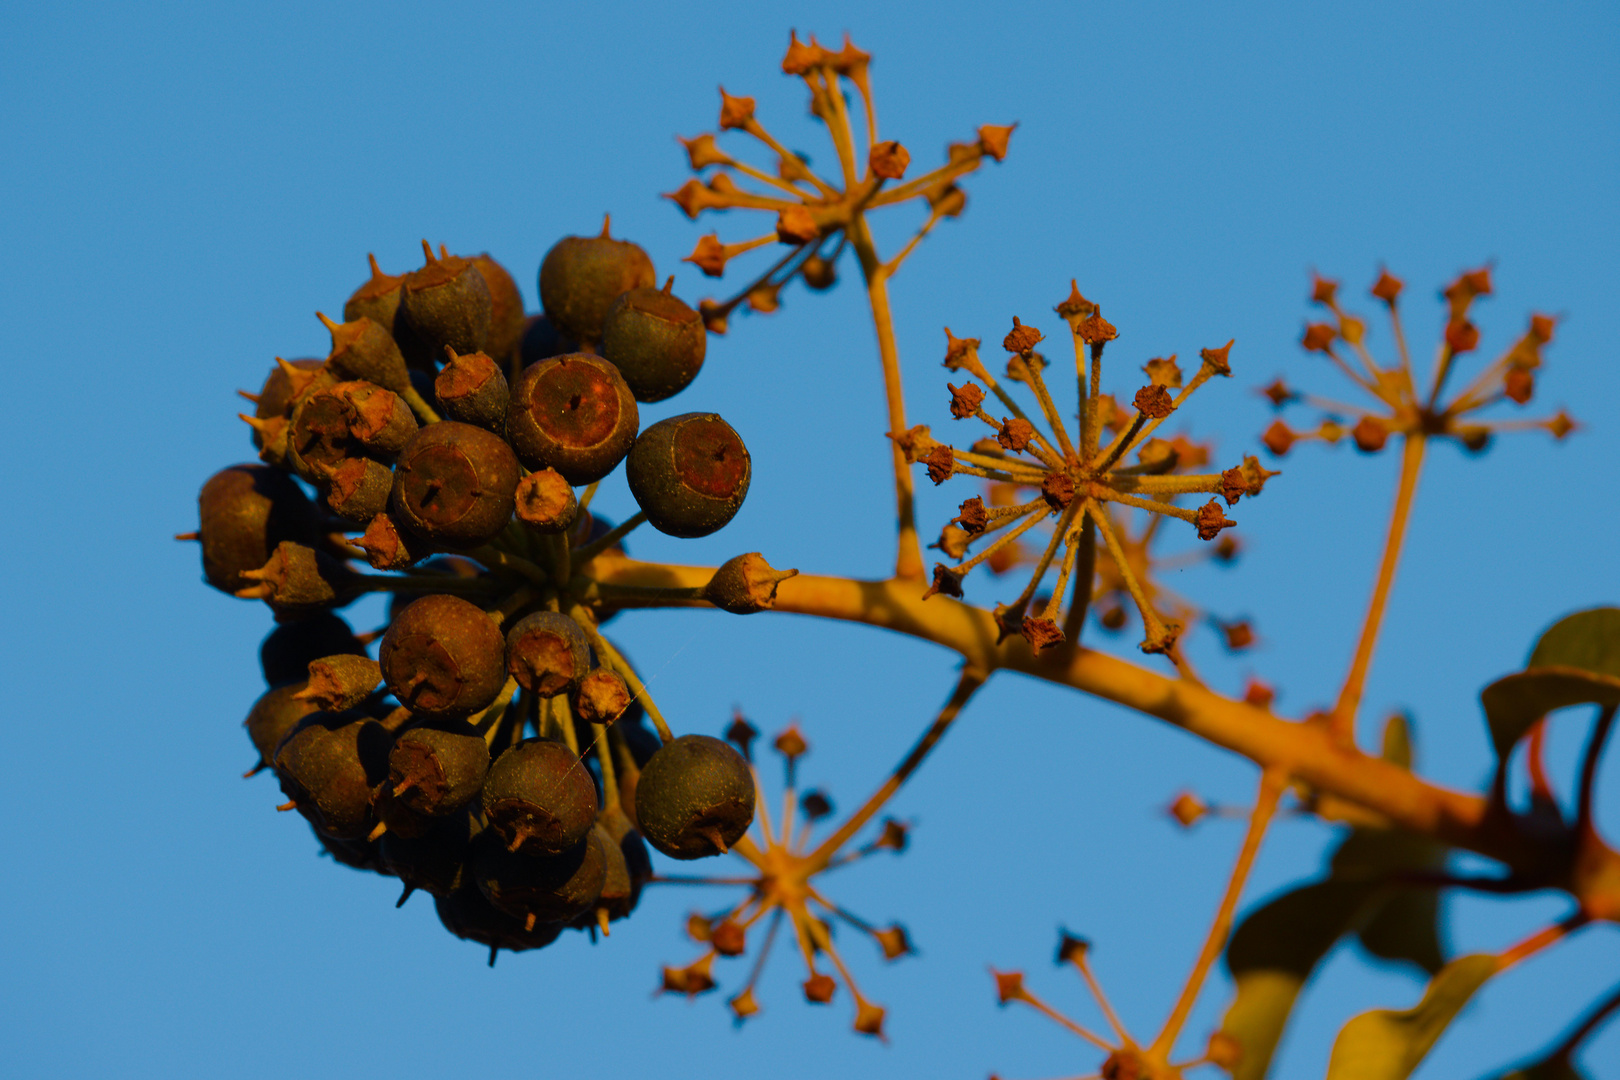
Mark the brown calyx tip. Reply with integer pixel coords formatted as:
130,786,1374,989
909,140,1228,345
367,253,385,278
923,562,965,601
947,381,986,419
997,416,1036,453
699,826,729,855
1133,384,1174,419
174,531,200,542
992,969,1027,1004
920,445,954,485
600,213,612,238
1195,499,1236,541
952,496,989,535
776,206,819,245
978,123,1016,162
1076,311,1118,346
418,239,436,264
1200,339,1234,375
661,275,675,295
1002,316,1044,354
275,800,298,812
773,724,809,760
1055,279,1095,321
1310,273,1339,307
315,311,341,333
1371,268,1403,304
718,86,756,130
943,327,981,371
869,140,910,180
1021,616,1065,653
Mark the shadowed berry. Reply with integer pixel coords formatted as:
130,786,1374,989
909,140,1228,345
274,711,394,840
379,594,507,717
295,653,383,712
381,812,476,901
474,826,607,925
601,279,706,402
471,253,527,365
259,613,366,688
318,312,412,395
626,413,751,538
389,725,491,817
506,353,640,484
520,314,577,365
236,541,363,615
389,421,520,547
196,464,322,594
538,221,656,347
634,734,756,860
243,682,321,776
482,738,600,856
436,884,563,965
505,611,591,697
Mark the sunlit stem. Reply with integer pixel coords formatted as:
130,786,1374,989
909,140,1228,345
1150,768,1285,1058
576,481,599,514
1116,474,1228,496
1092,414,1149,474
554,693,580,756
740,118,840,197
1331,433,1427,744
851,213,924,580
1020,359,1078,462
1086,342,1106,459
952,448,1050,478
1073,949,1134,1047
570,607,674,744
961,357,1068,468
954,506,1050,576
816,69,861,188
804,669,986,872
1387,303,1417,398
1119,365,1219,461
882,208,945,276
1098,490,1199,525
1086,502,1172,644
867,156,981,208
731,833,767,871
1041,524,1085,623
1321,344,1388,402
781,776,798,854
1005,502,1081,613
1069,329,1090,451
592,722,619,809
717,155,818,199
1011,985,1116,1053
399,384,441,425
1499,912,1589,971
449,547,549,586
740,908,786,996
748,765,776,849
1426,340,1456,411
1060,517,1097,642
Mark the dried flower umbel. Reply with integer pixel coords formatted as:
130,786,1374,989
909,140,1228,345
905,294,1274,659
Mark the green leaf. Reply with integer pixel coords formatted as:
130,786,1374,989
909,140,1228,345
1528,607,1620,677
1326,953,1500,1079
1480,668,1620,762
1357,889,1444,975
1220,881,1380,1080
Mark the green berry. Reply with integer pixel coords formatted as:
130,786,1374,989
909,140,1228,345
634,734,756,860
625,413,751,537
505,611,591,697
274,711,393,840
399,241,493,366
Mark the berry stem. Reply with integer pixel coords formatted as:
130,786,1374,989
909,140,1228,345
469,545,551,588
880,207,945,277
1499,912,1589,971
803,668,985,873
1059,516,1097,642
1330,432,1427,744
1576,705,1617,839
851,213,925,581
572,510,647,565
1149,768,1285,1059
399,384,441,425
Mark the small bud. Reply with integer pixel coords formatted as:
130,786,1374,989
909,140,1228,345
1261,378,1296,408
948,381,986,418
724,711,758,760
1142,355,1182,388
1056,931,1090,965
1055,280,1095,323
997,417,1036,453
1169,793,1208,827
718,87,755,129
1206,1031,1242,1070
704,553,799,614
1218,619,1255,652
1195,500,1236,541
1503,368,1534,405
236,542,361,614
869,140,910,180
873,818,909,852
776,206,820,244
803,973,836,1004
746,281,782,313
711,920,747,956
1445,318,1480,354
978,123,1016,162
295,654,383,712
679,133,728,170
1239,455,1279,496
1529,313,1556,344
355,512,421,570
1200,339,1235,376
923,562,966,601
1352,416,1389,453
801,254,837,290
781,31,828,75
1243,678,1275,709
1311,274,1339,306
926,182,967,217
921,445,954,485
1261,420,1297,457
992,969,1027,1004
1077,312,1119,346
952,496,989,534
1021,616,1064,653
773,724,809,761
932,525,971,559
697,298,729,335
1302,323,1337,352
728,989,760,1022
800,789,833,821
1040,474,1075,511
1546,410,1576,440
888,425,939,464
1133,384,1174,419
687,912,712,941
1339,315,1366,345
1002,317,1044,354
1371,269,1404,304
942,327,981,371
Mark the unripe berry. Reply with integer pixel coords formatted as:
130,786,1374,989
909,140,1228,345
250,358,323,436
596,804,652,920
355,511,424,571
481,738,599,856
470,253,527,365
318,312,411,395
434,348,509,432
388,725,490,817
343,254,407,333
236,541,363,615
380,812,475,900
389,421,520,547
398,241,493,366
513,468,577,534
196,464,321,594
379,594,506,718
505,611,591,697
601,279,706,403
703,553,798,614
538,221,656,347
274,712,393,840
634,734,756,860
506,354,639,485
625,413,751,537
292,653,382,712
474,826,607,925
325,455,394,523
243,682,321,776
436,884,563,965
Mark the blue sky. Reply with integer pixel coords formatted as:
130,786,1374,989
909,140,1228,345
2,2,1617,1078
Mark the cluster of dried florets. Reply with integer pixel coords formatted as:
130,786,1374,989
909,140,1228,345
656,714,916,1039
186,226,810,964
1260,266,1573,457
665,30,1013,329
898,286,1275,656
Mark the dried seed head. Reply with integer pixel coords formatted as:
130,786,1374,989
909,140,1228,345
869,140,910,179
923,563,965,601
952,497,989,534
626,413,752,538
1504,368,1534,405
711,919,747,956
1371,269,1404,304
801,253,838,290
1194,500,1236,541
1040,474,1075,511
505,611,591,697
507,353,640,485
435,349,510,432
776,205,820,244
718,87,756,129
355,511,422,570
724,712,759,760
1021,616,1064,653
773,724,809,761
1302,322,1337,353
1352,415,1390,453
1002,317,1044,354
1077,312,1118,346
704,552,799,614
513,468,578,534
1133,384,1174,419
803,973,837,1004
978,123,1016,161
295,653,383,712
1143,356,1183,388
380,594,506,718
1445,318,1481,354
1262,419,1297,456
